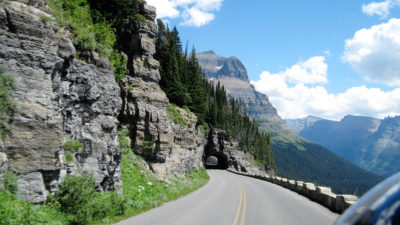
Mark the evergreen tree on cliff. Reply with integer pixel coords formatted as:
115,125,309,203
187,48,207,123
157,24,188,106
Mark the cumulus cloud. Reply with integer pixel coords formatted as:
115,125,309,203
251,57,400,120
362,0,400,18
146,0,179,18
180,7,215,27
280,56,328,84
343,18,400,87
146,0,223,27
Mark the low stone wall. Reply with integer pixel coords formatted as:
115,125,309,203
227,169,358,214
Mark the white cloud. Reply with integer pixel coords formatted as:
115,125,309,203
343,18,400,87
251,57,400,120
180,7,215,27
362,0,400,18
280,56,328,84
362,0,391,18
146,0,180,18
146,0,223,27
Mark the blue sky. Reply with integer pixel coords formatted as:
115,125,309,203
146,0,400,120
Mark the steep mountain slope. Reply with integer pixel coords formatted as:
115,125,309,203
288,115,400,177
198,51,383,194
285,116,323,133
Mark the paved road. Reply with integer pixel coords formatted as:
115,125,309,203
116,170,339,225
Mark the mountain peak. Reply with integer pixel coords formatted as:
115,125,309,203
201,50,216,55
197,51,249,81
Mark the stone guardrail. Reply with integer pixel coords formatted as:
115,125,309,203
227,169,358,214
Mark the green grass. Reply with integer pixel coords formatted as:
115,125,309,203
63,139,83,152
109,146,209,224
0,129,209,225
0,190,67,225
48,0,115,57
2,170,17,194
47,0,126,83
166,104,191,127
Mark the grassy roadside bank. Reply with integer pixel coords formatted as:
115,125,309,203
0,128,209,225
0,149,209,225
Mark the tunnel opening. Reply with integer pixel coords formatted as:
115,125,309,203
204,152,228,169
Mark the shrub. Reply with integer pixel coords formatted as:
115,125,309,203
48,0,127,83
65,153,74,163
141,140,153,152
0,190,67,225
109,49,127,84
50,175,125,224
118,129,130,149
2,170,17,194
0,70,16,138
63,139,83,152
40,15,51,22
134,14,147,23
48,0,115,56
199,122,210,136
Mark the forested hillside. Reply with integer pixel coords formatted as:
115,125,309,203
288,115,400,177
155,21,275,170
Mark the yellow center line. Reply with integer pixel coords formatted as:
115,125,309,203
232,179,247,225
232,181,243,225
240,183,247,225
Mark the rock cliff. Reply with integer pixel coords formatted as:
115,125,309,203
0,0,122,202
204,129,268,176
0,0,205,203
117,4,204,181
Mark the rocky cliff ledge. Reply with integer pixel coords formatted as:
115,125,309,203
0,0,122,203
117,4,204,181
0,0,205,203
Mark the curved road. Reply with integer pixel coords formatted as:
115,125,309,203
116,170,338,225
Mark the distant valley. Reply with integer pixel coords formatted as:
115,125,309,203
198,51,383,194
286,115,400,177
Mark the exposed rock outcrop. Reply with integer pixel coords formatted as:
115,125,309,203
0,0,206,203
204,129,267,176
118,4,204,180
197,50,249,82
0,0,122,202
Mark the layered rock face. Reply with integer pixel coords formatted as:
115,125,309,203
0,0,207,203
204,129,267,176
118,4,204,180
0,0,121,202
197,51,249,82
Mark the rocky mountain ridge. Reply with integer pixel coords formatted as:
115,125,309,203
197,50,249,82
287,115,400,177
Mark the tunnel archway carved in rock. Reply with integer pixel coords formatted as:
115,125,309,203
203,129,229,169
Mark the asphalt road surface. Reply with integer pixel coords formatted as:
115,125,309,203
116,170,339,225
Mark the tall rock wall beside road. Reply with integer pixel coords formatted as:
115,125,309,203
0,0,204,202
